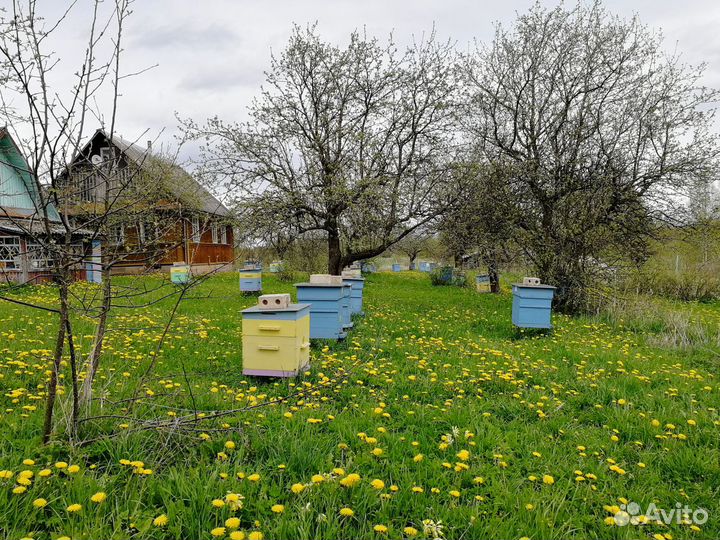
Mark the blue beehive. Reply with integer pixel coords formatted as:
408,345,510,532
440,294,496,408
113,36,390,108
392,263,402,272
342,276,365,315
418,261,430,272
512,278,556,329
341,284,353,330
239,265,262,293
296,280,347,340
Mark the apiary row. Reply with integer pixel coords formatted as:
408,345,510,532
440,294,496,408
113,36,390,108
240,271,365,378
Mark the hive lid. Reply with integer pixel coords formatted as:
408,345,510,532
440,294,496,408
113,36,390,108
295,282,345,288
512,282,556,289
242,303,311,313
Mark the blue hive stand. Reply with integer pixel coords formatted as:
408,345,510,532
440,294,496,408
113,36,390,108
295,282,347,340
511,282,556,329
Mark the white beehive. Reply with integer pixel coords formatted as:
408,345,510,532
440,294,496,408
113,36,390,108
342,269,362,278
258,293,292,310
309,274,343,285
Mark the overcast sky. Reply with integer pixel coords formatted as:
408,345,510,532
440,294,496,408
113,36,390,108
30,0,720,162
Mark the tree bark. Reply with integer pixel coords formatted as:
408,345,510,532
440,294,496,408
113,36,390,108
42,283,68,444
327,228,342,275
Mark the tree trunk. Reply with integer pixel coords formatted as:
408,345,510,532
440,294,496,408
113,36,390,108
42,283,68,444
80,263,111,409
409,254,417,271
488,255,500,294
327,229,342,275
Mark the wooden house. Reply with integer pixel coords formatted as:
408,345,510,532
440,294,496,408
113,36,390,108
0,127,86,284
62,129,234,275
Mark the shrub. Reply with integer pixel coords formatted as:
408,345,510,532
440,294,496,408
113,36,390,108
430,266,467,287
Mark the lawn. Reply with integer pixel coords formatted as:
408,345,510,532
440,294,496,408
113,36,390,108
0,272,718,540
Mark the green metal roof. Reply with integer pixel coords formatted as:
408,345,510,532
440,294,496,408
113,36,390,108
0,128,61,222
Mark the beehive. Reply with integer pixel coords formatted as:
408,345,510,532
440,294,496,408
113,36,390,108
419,261,431,272
295,282,347,340
170,263,191,285
239,265,262,293
476,274,491,293
241,301,311,377
511,279,556,329
269,261,284,273
392,263,402,272
342,275,365,315
341,283,353,330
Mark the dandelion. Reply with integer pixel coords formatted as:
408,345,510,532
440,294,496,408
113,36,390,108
374,524,388,534
225,441,236,450
225,517,240,529
370,479,385,490
404,526,419,537
67,465,80,474
339,473,361,487
456,449,470,461
339,507,354,517
32,498,48,508
449,490,460,498
248,532,263,540
211,527,226,537
153,514,169,527
0,470,13,480
212,499,226,508
13,486,27,494
55,462,68,469
90,492,107,503
291,483,305,494
413,454,424,462
38,469,51,478
542,475,555,485
66,504,82,513
22,459,35,466
311,474,325,484
247,473,261,482
271,504,285,513
230,532,246,540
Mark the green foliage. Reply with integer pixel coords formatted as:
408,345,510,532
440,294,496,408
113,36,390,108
0,273,718,539
430,266,467,287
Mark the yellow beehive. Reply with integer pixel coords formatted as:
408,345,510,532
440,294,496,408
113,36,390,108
241,301,311,377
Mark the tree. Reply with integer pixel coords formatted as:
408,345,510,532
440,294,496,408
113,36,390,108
393,230,431,270
463,1,719,311
437,161,517,292
184,25,461,274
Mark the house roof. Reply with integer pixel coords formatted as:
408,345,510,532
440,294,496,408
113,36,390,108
0,127,62,222
78,129,230,217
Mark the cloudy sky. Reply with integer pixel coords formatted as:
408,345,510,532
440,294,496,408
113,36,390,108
29,0,720,162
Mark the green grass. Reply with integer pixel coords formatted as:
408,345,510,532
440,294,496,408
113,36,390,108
0,272,718,539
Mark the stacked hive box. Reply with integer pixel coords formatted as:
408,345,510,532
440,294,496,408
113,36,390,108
341,283,353,330
392,263,402,272
342,270,365,316
476,274,491,293
239,265,262,293
241,294,311,377
511,277,556,329
170,263,191,285
295,275,347,340
269,261,283,273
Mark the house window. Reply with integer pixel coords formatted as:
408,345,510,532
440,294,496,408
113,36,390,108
220,225,227,245
100,146,113,166
211,224,219,244
110,224,125,245
0,236,20,269
80,172,96,202
191,216,200,243
26,242,54,270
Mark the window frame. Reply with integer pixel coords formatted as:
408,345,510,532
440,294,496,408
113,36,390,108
0,236,21,269
191,216,201,243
